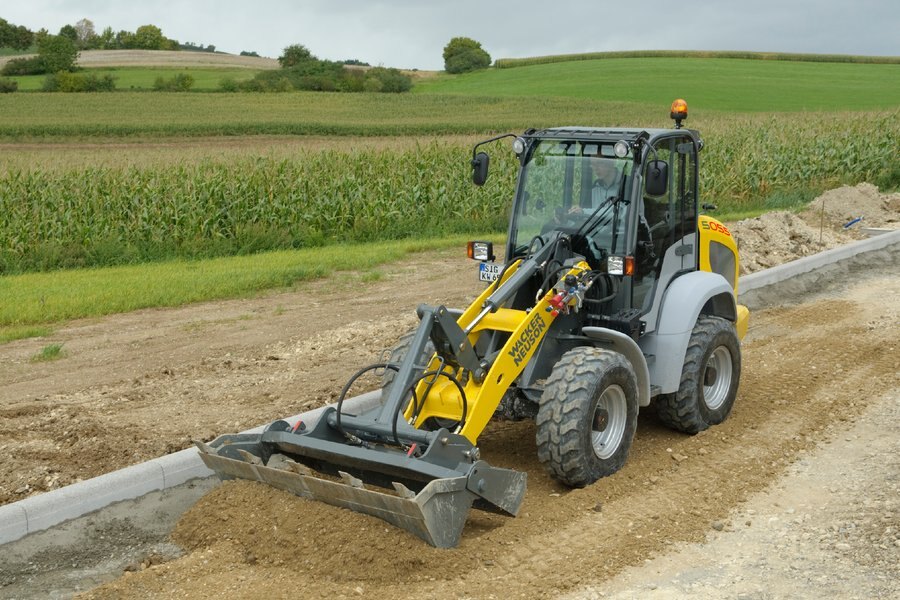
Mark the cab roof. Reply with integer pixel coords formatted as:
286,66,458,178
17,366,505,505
524,127,699,144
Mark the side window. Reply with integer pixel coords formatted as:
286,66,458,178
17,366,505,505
640,139,678,270
676,137,698,268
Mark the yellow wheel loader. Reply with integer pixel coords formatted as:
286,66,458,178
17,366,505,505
197,100,750,547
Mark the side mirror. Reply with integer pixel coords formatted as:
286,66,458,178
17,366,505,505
645,160,668,196
472,152,490,186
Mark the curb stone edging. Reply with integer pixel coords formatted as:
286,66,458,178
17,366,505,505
0,390,382,545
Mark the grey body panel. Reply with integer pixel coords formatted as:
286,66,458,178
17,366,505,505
581,327,652,407
640,233,697,334
639,270,737,394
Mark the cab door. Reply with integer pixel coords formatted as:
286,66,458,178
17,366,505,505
634,134,699,332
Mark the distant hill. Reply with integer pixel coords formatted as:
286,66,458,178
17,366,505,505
0,49,279,70
494,49,900,68
413,53,900,113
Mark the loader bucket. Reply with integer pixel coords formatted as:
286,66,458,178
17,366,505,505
195,411,526,548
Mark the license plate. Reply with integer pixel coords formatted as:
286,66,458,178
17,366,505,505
478,262,502,282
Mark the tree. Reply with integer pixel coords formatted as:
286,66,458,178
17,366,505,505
12,24,34,49
38,35,78,73
58,24,78,43
133,24,166,50
98,26,115,49
278,44,314,68
0,18,33,50
442,37,491,74
74,18,96,49
34,28,50,47
115,30,134,49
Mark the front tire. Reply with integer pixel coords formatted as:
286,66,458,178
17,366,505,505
655,315,741,434
536,347,639,487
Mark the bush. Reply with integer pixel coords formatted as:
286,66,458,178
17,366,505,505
0,78,18,93
153,73,194,91
1,56,44,76
366,67,412,93
43,71,116,92
238,43,413,94
443,37,491,73
219,77,239,92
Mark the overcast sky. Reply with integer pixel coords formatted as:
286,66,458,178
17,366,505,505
4,1,898,70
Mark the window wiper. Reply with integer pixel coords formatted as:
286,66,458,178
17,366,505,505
573,195,616,239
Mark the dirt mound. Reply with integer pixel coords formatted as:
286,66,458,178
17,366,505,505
171,480,458,582
805,182,900,230
731,183,899,273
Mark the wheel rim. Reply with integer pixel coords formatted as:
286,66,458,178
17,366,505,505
703,346,733,410
591,385,627,459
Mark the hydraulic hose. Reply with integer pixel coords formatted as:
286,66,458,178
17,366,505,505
395,369,469,444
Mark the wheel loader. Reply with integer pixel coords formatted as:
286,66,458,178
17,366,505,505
197,100,750,547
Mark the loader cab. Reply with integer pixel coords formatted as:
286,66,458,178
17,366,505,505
505,127,701,332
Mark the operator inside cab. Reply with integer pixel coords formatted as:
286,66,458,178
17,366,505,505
588,156,622,209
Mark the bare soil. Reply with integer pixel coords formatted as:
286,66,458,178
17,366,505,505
0,184,896,598
74,267,900,599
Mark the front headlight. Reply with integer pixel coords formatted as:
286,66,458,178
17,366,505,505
467,241,494,261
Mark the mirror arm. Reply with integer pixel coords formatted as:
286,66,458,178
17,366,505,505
471,133,518,160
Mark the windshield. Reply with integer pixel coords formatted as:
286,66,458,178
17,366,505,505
510,139,634,263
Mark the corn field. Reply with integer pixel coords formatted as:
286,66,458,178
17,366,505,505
0,111,897,273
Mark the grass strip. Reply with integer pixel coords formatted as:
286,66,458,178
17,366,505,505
0,234,492,332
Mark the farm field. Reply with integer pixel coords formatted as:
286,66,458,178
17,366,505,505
0,49,278,70
414,57,900,112
0,105,896,274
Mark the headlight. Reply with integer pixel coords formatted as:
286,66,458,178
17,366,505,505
512,137,526,155
467,241,494,261
607,255,624,275
606,255,634,276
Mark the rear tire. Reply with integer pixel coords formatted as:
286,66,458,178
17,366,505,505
536,347,638,487
655,315,741,434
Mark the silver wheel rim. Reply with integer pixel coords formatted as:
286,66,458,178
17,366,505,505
703,346,733,410
591,385,627,459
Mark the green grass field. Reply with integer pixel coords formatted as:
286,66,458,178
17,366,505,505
414,58,900,112
0,92,671,137
7,66,258,91
0,235,480,338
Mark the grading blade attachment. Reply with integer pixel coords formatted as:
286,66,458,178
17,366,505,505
195,408,526,548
